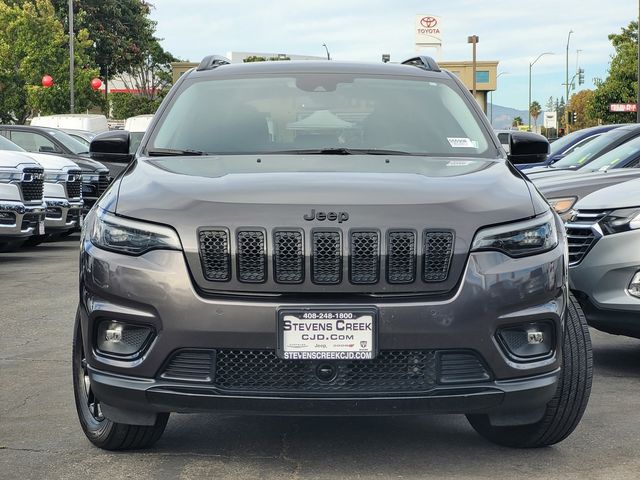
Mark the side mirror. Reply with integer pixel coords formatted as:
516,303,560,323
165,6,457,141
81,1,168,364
90,130,133,164
508,132,549,165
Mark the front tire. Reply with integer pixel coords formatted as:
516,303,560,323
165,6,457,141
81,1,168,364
467,293,593,448
72,310,169,450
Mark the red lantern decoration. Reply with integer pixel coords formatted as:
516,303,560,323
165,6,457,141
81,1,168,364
41,75,54,88
90,78,102,91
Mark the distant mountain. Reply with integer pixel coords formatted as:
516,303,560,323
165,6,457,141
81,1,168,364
488,103,544,130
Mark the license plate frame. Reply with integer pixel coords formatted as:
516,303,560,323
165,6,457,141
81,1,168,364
277,308,378,360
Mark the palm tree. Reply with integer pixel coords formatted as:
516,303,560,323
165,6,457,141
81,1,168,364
512,116,523,128
529,101,542,130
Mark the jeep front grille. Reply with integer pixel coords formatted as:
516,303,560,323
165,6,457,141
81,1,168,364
565,210,608,266
198,227,455,288
20,167,44,202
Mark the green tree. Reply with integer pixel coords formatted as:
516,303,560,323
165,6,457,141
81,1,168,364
0,0,102,123
567,89,597,129
243,55,291,63
545,96,555,114
529,101,542,129
588,21,638,123
512,116,523,127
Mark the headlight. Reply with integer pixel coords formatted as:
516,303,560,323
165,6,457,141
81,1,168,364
547,196,577,215
0,169,22,183
82,174,99,184
44,170,69,182
472,211,558,258
599,208,640,235
90,208,182,255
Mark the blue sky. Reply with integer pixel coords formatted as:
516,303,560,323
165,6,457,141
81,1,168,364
150,0,636,110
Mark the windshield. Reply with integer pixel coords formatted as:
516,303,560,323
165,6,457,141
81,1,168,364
549,129,591,156
149,74,492,157
0,135,26,152
552,128,628,168
580,135,640,172
45,129,89,155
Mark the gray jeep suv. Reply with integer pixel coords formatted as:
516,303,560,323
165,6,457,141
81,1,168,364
74,56,592,450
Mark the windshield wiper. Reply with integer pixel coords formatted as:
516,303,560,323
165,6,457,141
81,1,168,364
269,148,416,155
146,148,206,156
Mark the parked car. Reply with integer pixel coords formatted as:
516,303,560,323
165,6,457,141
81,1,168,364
30,114,109,133
534,135,640,219
566,178,640,339
73,56,592,451
61,129,97,148
0,135,83,243
0,150,45,251
526,123,640,179
0,125,110,212
124,114,154,154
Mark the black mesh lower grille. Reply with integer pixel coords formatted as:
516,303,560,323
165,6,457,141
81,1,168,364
387,231,416,283
20,167,44,201
214,349,438,393
274,231,304,283
237,231,266,283
350,231,379,284
312,231,342,284
438,352,490,384
423,231,454,282
199,229,231,281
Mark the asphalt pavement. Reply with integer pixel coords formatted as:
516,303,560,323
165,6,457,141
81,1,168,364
1,236,639,479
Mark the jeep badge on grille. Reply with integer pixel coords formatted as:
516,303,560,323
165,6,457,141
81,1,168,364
303,208,349,223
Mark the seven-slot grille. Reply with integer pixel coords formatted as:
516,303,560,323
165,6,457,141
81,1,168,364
20,167,44,202
565,209,609,265
198,228,454,286
65,170,82,199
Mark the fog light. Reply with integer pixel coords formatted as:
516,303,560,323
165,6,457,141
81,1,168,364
96,321,153,357
629,272,640,299
497,322,555,360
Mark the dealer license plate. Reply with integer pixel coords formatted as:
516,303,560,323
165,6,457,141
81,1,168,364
278,309,377,360
38,221,45,235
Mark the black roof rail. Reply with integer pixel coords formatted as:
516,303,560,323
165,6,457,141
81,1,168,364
401,56,441,72
196,55,231,71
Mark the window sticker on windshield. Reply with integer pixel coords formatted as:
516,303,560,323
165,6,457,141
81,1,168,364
447,137,476,148
446,160,474,167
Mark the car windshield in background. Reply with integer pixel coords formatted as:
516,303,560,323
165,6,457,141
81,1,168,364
0,135,26,152
548,129,588,156
149,74,492,157
580,135,640,172
552,128,628,168
46,129,89,155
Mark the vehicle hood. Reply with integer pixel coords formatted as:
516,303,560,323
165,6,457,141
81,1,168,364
0,150,42,169
575,177,640,210
112,155,540,222
18,152,80,171
533,168,640,202
68,155,109,173
525,167,577,179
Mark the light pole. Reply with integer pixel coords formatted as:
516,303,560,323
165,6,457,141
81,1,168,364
565,29,574,128
490,72,508,125
322,43,331,60
528,52,553,131
467,35,480,97
69,0,74,113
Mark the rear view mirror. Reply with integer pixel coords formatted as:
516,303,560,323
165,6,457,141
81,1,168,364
90,130,133,164
508,132,549,165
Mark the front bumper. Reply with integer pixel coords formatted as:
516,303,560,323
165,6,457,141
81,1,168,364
570,229,640,337
0,201,45,239
79,223,568,421
44,198,83,231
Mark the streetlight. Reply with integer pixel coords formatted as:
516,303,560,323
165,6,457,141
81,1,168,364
322,43,331,60
490,72,508,125
528,52,553,131
69,0,74,113
467,35,480,97
565,29,574,127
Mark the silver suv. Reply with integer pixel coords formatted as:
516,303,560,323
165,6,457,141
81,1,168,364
566,178,640,338
73,56,592,450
